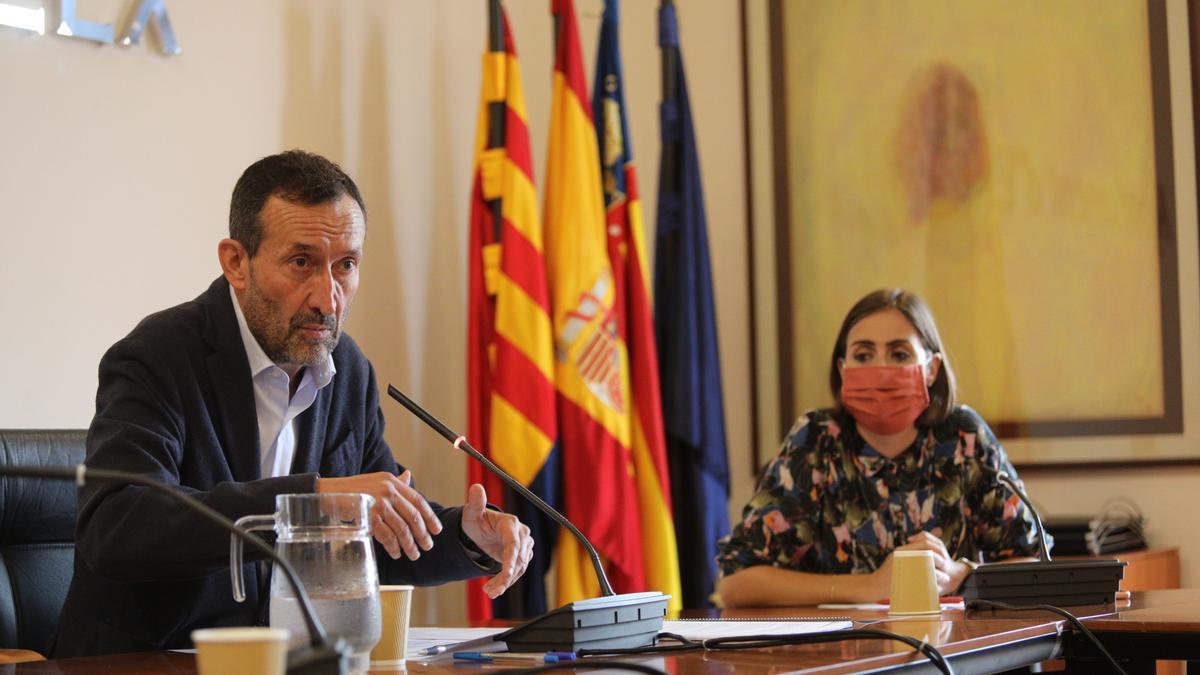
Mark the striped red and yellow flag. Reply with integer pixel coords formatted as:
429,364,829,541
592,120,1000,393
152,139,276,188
466,2,556,621
545,0,645,604
594,0,682,615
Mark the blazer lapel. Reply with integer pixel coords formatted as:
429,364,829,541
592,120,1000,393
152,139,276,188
201,277,262,483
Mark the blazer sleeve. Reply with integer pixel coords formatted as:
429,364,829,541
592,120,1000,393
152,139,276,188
76,336,318,583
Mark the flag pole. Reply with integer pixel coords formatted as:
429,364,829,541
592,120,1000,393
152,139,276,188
486,0,506,242
659,0,680,194
660,0,678,101
553,0,561,57
487,0,502,50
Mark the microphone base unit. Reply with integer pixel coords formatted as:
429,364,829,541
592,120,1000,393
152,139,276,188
498,592,670,652
961,559,1126,608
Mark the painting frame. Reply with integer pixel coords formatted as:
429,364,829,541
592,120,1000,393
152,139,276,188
758,0,1189,468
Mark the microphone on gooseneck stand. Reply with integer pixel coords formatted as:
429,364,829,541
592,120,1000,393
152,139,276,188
387,384,671,652
959,462,1126,608
0,464,349,675
987,466,1053,562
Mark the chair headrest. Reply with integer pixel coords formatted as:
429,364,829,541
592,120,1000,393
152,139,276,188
0,430,87,545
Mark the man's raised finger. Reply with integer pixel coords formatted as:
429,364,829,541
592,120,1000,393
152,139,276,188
396,474,443,536
379,498,422,560
483,534,521,598
386,482,434,551
516,537,533,575
371,511,401,559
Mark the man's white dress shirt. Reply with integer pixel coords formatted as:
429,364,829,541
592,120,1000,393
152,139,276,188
229,285,335,478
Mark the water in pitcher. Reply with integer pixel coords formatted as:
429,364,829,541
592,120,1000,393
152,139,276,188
271,592,381,671
268,538,382,672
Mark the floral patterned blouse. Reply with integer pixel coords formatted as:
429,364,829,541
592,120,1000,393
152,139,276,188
716,406,1047,578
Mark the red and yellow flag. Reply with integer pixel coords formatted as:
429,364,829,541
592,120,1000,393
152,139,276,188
466,3,556,621
594,0,682,615
545,0,644,603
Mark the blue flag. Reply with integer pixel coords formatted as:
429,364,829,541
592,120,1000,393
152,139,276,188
654,1,731,609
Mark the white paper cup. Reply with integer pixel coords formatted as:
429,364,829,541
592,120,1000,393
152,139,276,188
370,584,414,667
192,627,289,675
888,550,941,616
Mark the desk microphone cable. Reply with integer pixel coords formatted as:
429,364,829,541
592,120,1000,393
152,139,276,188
969,599,1126,675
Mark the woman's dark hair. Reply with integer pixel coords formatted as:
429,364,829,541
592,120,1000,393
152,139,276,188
829,288,957,427
228,149,366,257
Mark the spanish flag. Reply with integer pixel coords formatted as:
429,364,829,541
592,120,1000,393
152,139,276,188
594,0,682,615
466,0,558,621
545,0,645,603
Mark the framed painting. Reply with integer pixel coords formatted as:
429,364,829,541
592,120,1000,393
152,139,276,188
760,0,1188,464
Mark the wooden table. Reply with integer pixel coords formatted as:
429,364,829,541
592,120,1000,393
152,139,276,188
1075,589,1200,674
0,616,1071,674
5,591,1196,674
0,619,1066,675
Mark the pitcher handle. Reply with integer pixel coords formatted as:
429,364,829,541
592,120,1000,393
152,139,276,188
230,514,278,603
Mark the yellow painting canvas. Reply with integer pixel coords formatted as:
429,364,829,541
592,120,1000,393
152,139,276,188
781,1,1168,429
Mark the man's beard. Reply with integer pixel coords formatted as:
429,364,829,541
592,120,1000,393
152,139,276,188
241,274,344,368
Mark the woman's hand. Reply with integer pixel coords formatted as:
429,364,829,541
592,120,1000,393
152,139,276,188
873,532,972,597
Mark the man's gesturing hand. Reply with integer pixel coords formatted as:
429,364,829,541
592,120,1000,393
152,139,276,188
316,470,443,560
460,483,534,599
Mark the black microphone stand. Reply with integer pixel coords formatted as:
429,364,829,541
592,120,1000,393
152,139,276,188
989,468,1054,562
0,464,348,674
388,384,670,652
960,463,1125,608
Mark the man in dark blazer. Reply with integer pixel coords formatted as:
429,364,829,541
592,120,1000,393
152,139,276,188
55,150,533,656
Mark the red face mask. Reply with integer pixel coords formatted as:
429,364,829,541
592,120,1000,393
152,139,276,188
840,364,930,435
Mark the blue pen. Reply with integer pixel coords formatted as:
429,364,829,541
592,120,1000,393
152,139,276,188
455,652,571,664
454,652,497,662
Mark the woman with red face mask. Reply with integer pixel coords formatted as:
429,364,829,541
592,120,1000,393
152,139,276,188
716,289,1046,608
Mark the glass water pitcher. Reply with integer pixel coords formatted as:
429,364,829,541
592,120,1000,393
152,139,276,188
230,493,382,672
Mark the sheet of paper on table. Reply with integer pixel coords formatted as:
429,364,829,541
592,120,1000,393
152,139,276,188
661,618,853,639
406,626,506,660
817,600,965,611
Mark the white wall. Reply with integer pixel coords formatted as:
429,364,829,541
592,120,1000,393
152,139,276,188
0,0,751,624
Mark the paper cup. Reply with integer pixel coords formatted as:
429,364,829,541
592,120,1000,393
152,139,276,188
192,627,289,675
889,550,941,616
370,584,414,667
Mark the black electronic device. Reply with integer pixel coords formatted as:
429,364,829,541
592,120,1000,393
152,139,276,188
1045,497,1148,556
960,559,1126,607
960,466,1125,608
0,464,349,674
387,384,671,652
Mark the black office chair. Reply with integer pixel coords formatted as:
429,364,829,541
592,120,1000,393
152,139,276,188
0,430,85,657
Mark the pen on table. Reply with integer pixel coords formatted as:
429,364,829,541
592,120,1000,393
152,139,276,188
455,651,576,664
496,651,576,661
420,644,451,656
